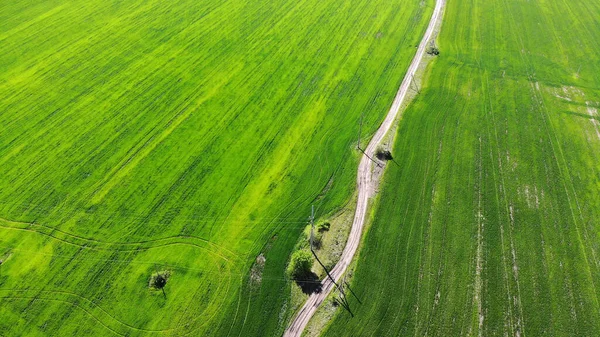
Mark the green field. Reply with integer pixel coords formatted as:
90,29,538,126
323,0,600,335
0,0,432,335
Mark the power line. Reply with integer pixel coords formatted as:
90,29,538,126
0,244,324,285
0,215,309,229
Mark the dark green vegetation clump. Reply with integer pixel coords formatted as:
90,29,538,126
149,270,171,290
323,0,600,336
426,46,440,55
375,147,394,161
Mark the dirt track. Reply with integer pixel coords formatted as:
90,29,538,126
283,0,446,335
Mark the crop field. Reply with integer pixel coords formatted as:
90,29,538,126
0,0,433,335
323,0,600,336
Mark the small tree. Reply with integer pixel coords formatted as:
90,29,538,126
375,147,394,161
426,46,440,56
149,270,171,298
287,250,313,279
317,221,331,233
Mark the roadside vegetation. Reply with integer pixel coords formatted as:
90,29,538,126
323,0,600,335
287,250,313,279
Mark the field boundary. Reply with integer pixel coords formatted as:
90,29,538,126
283,0,446,335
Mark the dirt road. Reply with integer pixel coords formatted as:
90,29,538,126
283,0,445,335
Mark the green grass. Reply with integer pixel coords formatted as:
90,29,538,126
0,0,432,335
323,0,600,335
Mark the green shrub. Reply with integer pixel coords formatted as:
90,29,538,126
149,270,171,289
426,46,440,55
375,147,393,161
286,250,313,278
317,221,331,232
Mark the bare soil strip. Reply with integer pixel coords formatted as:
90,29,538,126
283,0,446,335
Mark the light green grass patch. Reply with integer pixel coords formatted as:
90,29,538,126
0,0,432,335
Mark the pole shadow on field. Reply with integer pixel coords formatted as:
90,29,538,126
312,252,354,316
344,281,362,304
333,294,354,317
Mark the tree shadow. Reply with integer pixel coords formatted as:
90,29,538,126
294,272,322,295
375,149,393,161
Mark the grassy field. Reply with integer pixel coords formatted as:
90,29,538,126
0,0,432,335
323,0,600,336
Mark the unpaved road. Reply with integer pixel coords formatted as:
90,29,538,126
283,0,445,335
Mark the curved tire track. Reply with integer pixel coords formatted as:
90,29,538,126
0,217,241,263
0,217,238,335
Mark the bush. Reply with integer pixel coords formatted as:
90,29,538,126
286,250,313,279
375,147,393,161
426,46,440,55
149,270,171,289
317,221,330,232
